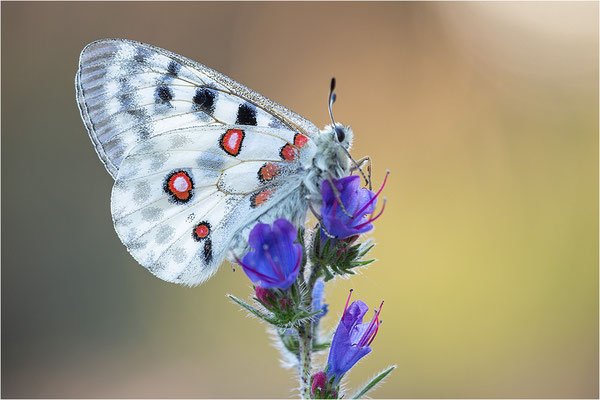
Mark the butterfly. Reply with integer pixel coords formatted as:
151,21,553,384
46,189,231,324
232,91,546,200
76,39,364,286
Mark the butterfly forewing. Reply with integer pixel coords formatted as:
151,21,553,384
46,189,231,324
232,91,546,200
76,38,319,178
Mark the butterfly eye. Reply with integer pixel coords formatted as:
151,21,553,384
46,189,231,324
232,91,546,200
335,127,345,143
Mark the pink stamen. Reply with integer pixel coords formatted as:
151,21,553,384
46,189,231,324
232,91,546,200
233,254,278,284
366,321,380,347
357,300,384,347
354,199,387,230
354,171,389,218
366,301,385,346
343,289,354,314
376,300,384,318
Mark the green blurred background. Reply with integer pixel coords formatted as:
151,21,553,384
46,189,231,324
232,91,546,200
1,2,598,398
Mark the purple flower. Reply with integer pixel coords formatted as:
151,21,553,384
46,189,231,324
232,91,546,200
326,290,384,383
320,174,387,240
237,219,302,290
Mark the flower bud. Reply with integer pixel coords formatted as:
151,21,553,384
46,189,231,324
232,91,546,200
311,371,327,396
254,286,276,308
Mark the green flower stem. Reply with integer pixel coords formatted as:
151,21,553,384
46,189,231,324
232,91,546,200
298,322,313,398
297,258,323,398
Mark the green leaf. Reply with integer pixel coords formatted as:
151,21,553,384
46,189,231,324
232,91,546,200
323,267,334,282
354,259,375,267
311,340,331,352
227,294,278,325
351,365,396,399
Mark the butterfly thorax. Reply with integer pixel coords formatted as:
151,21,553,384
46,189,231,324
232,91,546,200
302,124,354,200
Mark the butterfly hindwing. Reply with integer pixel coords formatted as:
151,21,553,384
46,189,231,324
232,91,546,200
76,38,320,178
111,126,313,285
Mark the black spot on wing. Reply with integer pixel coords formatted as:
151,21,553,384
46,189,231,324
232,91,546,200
155,86,173,103
137,126,151,140
193,87,216,114
203,239,213,263
133,47,150,63
236,103,257,126
127,108,146,119
167,61,180,77
118,92,135,109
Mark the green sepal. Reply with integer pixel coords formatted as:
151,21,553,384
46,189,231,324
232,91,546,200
227,293,323,329
311,229,376,281
350,365,396,399
227,294,279,325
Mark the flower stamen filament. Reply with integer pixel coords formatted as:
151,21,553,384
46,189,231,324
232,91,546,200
357,300,384,347
343,289,354,314
354,171,389,218
354,198,387,230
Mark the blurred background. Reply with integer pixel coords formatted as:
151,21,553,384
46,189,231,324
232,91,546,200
1,2,598,398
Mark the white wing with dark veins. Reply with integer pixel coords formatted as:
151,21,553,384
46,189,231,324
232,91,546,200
76,38,320,178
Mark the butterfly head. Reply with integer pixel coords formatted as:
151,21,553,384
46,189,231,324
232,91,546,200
311,123,354,181
331,122,354,150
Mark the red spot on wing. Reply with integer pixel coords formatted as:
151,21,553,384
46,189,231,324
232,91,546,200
280,144,297,161
251,188,275,208
195,224,209,238
258,163,280,182
220,129,245,156
294,134,308,148
192,221,211,241
167,171,193,200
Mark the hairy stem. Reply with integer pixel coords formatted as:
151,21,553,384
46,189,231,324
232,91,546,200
297,254,323,398
298,322,313,398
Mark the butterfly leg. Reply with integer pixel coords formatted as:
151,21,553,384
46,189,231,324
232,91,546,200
340,146,370,189
352,156,372,190
324,174,354,219
307,199,337,239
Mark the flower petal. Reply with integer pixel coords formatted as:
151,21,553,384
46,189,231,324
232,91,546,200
327,318,372,382
248,223,272,250
341,300,369,331
239,219,302,290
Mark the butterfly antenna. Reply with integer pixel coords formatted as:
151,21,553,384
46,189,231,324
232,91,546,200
328,77,338,127
328,77,370,188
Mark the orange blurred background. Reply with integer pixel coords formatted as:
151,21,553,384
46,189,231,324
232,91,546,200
2,2,598,398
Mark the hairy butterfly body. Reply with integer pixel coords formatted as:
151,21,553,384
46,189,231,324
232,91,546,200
76,39,354,286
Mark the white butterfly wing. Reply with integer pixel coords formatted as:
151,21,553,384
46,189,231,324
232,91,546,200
76,38,320,178
111,126,315,286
